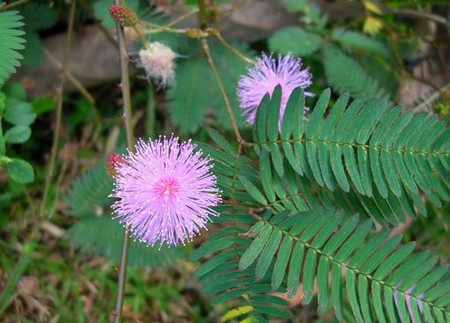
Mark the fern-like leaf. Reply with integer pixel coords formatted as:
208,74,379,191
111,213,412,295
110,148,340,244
68,216,185,268
238,209,450,322
331,28,391,58
254,86,449,221
64,161,113,217
18,3,58,31
0,5,26,87
323,44,390,101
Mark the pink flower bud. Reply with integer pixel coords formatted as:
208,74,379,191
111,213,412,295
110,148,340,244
109,5,139,27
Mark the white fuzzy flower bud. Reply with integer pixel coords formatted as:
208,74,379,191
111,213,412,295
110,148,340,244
138,42,176,87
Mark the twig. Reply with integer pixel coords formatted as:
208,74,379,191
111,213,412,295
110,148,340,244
39,0,77,218
389,8,447,25
43,49,96,105
77,0,119,51
166,8,199,27
201,38,247,146
112,0,136,321
0,0,31,12
140,21,186,34
207,28,255,64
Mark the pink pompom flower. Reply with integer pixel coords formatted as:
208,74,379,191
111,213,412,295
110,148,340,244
238,53,313,126
110,135,221,247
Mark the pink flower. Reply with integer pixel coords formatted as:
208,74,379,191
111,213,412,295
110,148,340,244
238,53,313,126
110,136,221,247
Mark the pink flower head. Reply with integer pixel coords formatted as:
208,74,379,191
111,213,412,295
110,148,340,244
238,53,313,126
110,135,221,247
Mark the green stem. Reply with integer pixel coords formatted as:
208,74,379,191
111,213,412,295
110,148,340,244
197,0,208,29
113,0,136,321
39,0,76,218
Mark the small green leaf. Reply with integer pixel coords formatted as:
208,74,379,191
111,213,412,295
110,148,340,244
4,158,34,183
239,223,272,270
4,125,31,143
32,97,57,115
4,101,36,126
272,235,293,290
238,176,267,205
256,229,282,279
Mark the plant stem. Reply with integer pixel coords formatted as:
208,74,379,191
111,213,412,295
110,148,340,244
43,49,96,105
201,38,246,145
39,0,76,218
0,0,30,12
113,0,136,321
197,0,208,30
166,8,199,27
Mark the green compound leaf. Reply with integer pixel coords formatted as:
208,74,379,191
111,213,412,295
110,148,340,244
21,31,43,67
253,88,449,223
269,27,323,56
167,56,214,134
331,28,391,58
0,7,26,87
64,161,113,217
4,158,34,183
237,210,450,322
68,216,185,268
323,44,390,101
18,2,58,31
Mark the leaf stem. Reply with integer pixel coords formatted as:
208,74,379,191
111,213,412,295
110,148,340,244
39,0,76,218
113,0,136,321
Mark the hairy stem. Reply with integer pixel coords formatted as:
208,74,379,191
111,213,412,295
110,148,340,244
39,0,76,218
113,0,136,321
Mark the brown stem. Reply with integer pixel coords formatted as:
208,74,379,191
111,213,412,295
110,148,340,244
43,49,96,105
0,0,31,12
200,38,247,145
112,0,136,321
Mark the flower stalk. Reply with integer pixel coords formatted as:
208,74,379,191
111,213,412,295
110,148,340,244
112,0,135,321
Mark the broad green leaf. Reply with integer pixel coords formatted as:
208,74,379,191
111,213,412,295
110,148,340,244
3,158,34,183
4,101,36,126
4,125,31,143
